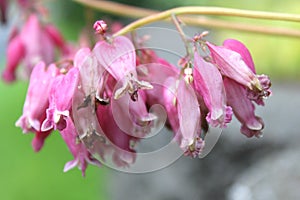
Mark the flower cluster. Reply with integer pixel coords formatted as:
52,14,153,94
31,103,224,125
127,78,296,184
1,0,71,82
2,1,271,175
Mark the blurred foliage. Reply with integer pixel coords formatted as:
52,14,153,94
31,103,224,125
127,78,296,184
0,81,109,200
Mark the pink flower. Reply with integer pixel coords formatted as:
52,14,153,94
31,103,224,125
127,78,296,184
207,41,261,91
2,34,25,82
220,39,268,137
41,67,80,131
163,77,201,150
61,118,101,176
2,14,67,82
111,91,157,138
222,39,271,105
224,78,264,137
16,62,59,133
93,36,152,100
193,51,232,128
96,103,136,167
138,62,202,155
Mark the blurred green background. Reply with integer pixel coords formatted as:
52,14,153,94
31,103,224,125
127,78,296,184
0,0,300,200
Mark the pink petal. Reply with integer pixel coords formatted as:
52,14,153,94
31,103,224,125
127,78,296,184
193,52,232,128
2,35,25,82
223,39,255,73
223,77,264,137
207,41,259,90
93,36,136,80
176,79,200,148
16,62,59,132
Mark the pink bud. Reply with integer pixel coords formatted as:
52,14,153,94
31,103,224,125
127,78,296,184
93,20,108,34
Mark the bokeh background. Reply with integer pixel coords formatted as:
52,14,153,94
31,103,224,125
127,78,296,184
1,0,300,200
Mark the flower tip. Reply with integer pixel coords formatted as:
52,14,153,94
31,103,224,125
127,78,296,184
32,137,44,152
93,20,108,35
2,70,16,83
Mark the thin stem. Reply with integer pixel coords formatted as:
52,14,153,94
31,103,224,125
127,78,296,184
73,0,300,38
171,14,191,57
113,7,300,37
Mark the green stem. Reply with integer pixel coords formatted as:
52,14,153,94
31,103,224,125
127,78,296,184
171,14,191,57
113,6,300,37
73,0,300,38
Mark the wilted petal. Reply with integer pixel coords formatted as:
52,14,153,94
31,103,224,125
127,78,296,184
224,77,264,137
193,52,232,128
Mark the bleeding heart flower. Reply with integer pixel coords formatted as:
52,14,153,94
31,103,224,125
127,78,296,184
193,51,232,128
16,62,59,133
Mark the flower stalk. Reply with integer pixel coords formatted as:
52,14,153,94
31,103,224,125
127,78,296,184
73,0,300,38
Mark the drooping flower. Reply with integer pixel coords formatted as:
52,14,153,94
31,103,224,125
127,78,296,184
41,67,80,131
96,103,137,167
193,51,232,128
222,39,271,105
93,36,152,100
163,77,201,150
2,14,67,82
16,62,59,133
220,39,267,137
61,117,101,176
207,41,265,92
2,34,25,82
224,77,264,137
